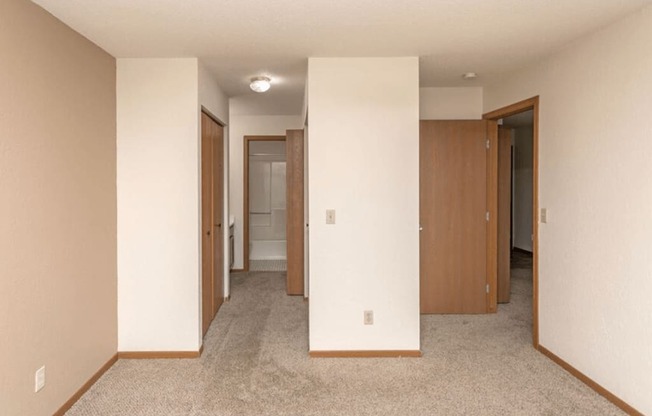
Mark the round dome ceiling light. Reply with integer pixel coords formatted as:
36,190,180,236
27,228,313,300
250,76,271,93
462,72,478,80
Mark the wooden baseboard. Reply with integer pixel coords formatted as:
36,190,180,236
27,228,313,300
230,268,244,273
118,345,203,359
53,353,118,416
310,350,422,358
537,345,642,416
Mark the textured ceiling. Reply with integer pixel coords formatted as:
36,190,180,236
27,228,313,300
32,0,651,114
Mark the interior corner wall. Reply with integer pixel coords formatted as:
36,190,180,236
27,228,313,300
308,57,420,351
117,58,201,352
419,87,483,120
0,0,117,415
512,127,533,252
483,6,652,414
228,114,304,270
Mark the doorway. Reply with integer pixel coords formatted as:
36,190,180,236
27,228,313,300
484,97,540,346
243,132,305,296
244,136,288,272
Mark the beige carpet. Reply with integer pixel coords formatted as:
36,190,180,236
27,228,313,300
249,259,287,272
66,266,623,415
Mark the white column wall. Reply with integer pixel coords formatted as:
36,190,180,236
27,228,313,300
308,57,420,351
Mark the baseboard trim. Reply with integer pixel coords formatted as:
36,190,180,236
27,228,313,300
310,350,422,358
537,345,642,416
230,268,244,273
118,345,203,359
53,353,118,416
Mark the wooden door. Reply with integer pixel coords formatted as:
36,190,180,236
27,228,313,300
286,130,304,295
420,120,495,314
201,112,213,335
212,121,224,315
497,127,512,303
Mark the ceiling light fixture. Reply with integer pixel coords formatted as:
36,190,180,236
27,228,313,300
250,76,271,93
462,72,478,80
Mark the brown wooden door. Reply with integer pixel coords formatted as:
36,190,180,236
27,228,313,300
201,112,213,335
420,120,494,314
212,121,224,315
286,129,304,295
497,127,512,303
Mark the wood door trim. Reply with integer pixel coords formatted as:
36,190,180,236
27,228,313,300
243,135,286,272
309,350,422,358
483,96,539,347
486,121,498,313
537,345,643,416
200,106,226,127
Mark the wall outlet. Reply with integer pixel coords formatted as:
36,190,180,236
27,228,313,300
326,209,336,224
540,208,548,224
35,366,45,393
364,310,374,325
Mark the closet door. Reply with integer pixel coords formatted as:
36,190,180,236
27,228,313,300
201,112,214,335
212,120,224,316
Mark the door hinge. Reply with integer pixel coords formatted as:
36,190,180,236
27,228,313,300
486,284,490,294
485,211,490,221
485,139,490,149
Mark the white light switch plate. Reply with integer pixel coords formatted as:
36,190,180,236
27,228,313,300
326,209,336,224
540,208,548,224
364,310,374,325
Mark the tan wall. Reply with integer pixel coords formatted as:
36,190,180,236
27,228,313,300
0,1,117,415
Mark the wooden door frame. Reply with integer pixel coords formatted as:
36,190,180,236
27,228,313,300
242,135,286,272
201,108,226,336
483,96,540,347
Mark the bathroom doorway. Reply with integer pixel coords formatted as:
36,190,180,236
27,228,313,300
243,136,288,273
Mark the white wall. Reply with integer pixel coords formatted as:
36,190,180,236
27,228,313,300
308,57,420,351
118,58,228,352
513,127,533,251
420,87,483,120
229,114,303,270
484,6,652,414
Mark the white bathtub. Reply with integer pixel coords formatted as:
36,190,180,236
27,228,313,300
249,240,287,260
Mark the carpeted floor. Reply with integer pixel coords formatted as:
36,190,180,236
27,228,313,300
249,259,287,272
66,261,622,415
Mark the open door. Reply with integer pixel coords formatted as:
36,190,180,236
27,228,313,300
420,120,497,314
497,126,512,303
286,129,304,295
